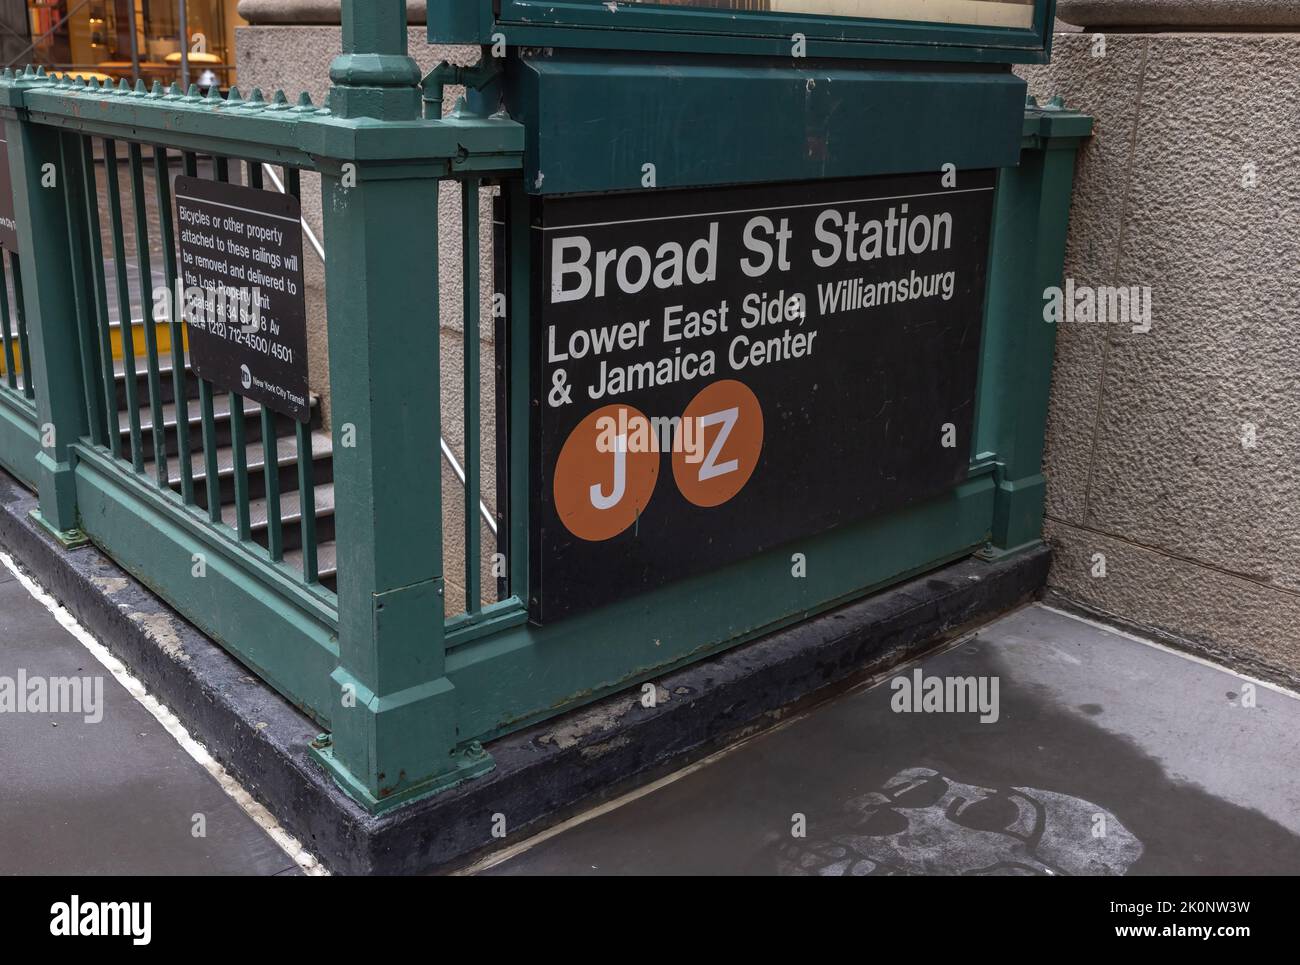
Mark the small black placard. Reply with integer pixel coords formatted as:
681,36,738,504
174,176,308,421
530,170,996,623
0,136,20,252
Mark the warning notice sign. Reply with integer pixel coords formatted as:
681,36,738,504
174,176,309,421
529,170,997,623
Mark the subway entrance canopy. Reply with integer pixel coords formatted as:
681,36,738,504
0,0,1090,826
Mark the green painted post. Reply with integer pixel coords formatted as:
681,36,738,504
328,0,422,121
976,100,1093,554
6,75,91,541
312,4,493,809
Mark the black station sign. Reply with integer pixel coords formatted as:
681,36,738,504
530,170,996,622
174,176,309,421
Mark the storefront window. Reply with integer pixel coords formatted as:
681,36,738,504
14,0,243,89
629,0,1035,29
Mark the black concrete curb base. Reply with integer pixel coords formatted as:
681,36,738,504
0,470,1050,874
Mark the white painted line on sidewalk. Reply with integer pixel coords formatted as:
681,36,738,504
0,548,327,876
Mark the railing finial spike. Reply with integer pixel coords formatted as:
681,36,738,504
186,83,201,100
117,78,130,93
151,80,164,97
206,84,222,103
134,78,147,95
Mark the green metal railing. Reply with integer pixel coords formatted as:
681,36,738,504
70,137,330,589
0,34,528,809
0,0,1090,817
0,245,37,486
0,251,31,399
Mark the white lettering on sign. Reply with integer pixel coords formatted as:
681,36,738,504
551,223,719,303
549,199,958,306
590,435,628,510
696,407,739,482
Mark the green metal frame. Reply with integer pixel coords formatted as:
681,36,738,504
0,390,38,489
0,0,1090,814
502,50,1029,196
431,0,1058,64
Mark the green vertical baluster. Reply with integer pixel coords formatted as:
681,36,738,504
198,380,220,522
507,181,530,602
10,253,32,399
297,421,316,583
210,156,249,537
462,178,481,616
285,166,316,583
184,151,220,520
153,146,193,503
0,261,16,391
59,134,108,448
103,138,144,471
229,390,250,539
128,143,167,486
245,160,282,557
81,136,118,453
261,406,282,560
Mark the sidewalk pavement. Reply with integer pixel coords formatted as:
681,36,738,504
0,561,299,875
482,605,1300,875
3,552,1298,875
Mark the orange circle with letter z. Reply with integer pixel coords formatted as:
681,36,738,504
553,403,660,542
672,380,764,508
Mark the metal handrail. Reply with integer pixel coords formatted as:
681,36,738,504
261,163,499,537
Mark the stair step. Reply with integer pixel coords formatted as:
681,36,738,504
142,430,334,506
106,317,181,362
236,482,336,532
284,541,338,591
220,482,337,552
112,354,199,407
114,355,182,379
118,392,319,457
118,393,257,436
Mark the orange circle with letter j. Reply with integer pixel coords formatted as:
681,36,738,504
672,380,763,507
553,403,660,541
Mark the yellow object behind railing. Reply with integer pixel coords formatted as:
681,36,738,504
109,317,189,360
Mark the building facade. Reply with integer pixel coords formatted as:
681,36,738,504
3,0,244,87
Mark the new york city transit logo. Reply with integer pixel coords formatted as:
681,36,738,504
552,379,763,541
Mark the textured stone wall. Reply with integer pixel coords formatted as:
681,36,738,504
1019,29,1300,686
